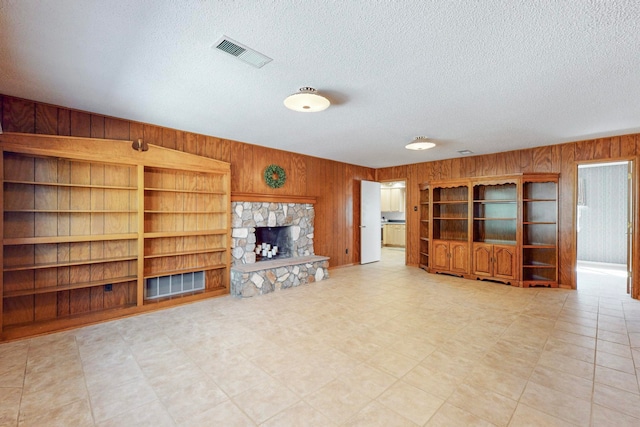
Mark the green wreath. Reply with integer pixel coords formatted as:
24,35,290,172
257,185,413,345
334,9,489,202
264,164,287,188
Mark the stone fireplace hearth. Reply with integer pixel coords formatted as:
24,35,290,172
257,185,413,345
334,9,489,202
230,200,329,297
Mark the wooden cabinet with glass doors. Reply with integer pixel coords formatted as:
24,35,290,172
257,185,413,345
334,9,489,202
421,173,558,288
471,178,518,284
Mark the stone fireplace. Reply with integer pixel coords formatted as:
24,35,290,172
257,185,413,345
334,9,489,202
230,202,314,265
230,199,329,297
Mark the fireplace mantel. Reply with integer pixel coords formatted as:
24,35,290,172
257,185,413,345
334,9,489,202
231,192,316,204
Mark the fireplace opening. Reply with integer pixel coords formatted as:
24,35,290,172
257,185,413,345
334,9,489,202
255,226,292,261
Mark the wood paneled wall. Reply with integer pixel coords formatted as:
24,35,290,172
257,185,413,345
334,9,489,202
377,135,639,289
4,94,637,288
1,95,375,268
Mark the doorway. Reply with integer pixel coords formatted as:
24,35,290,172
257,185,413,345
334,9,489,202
380,180,407,264
576,160,633,297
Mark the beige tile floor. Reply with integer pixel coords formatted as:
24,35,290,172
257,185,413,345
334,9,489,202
2,249,640,426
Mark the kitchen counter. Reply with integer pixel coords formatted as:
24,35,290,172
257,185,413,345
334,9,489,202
382,222,406,247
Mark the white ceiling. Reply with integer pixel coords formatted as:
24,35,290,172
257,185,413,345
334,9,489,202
2,1,640,168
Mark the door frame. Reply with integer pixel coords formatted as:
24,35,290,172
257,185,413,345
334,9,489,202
573,157,638,299
380,178,408,266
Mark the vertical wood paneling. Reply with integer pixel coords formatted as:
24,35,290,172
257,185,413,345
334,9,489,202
481,156,497,177
551,144,562,173
162,128,177,150
460,156,477,178
4,94,640,281
183,132,198,156
144,125,162,147
104,117,130,140
520,149,533,171
196,134,207,157
218,138,231,163
502,151,521,175
70,111,91,137
406,163,421,265
3,97,35,133
290,154,306,196
450,158,462,179
559,143,576,288
57,108,71,136
130,122,144,143
35,104,58,135
594,138,612,159
575,140,598,162
439,159,452,179
621,134,637,157
611,136,622,158
90,115,105,139
532,146,553,172
174,130,184,152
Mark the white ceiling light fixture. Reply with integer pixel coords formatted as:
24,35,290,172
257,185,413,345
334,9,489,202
405,136,436,150
284,87,330,112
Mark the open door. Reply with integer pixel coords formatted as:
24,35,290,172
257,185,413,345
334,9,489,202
576,160,634,297
627,161,635,295
360,180,381,264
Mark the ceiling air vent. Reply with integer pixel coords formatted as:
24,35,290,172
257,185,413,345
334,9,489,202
214,36,272,68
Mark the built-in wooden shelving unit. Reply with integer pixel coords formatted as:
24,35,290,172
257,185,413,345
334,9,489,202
418,173,558,287
1,133,230,340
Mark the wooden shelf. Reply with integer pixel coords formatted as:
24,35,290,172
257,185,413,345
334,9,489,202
4,233,138,246
4,180,136,190
144,210,226,214
144,230,227,238
474,200,516,203
433,217,468,220
474,217,516,221
4,275,137,298
145,187,225,195
4,255,137,272
144,248,226,259
5,209,136,213
432,200,468,204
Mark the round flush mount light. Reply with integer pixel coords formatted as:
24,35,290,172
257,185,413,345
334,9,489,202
405,136,436,150
284,87,330,112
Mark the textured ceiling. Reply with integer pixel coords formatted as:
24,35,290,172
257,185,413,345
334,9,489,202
1,0,640,168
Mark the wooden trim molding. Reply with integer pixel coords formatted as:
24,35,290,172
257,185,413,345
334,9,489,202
231,192,316,204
